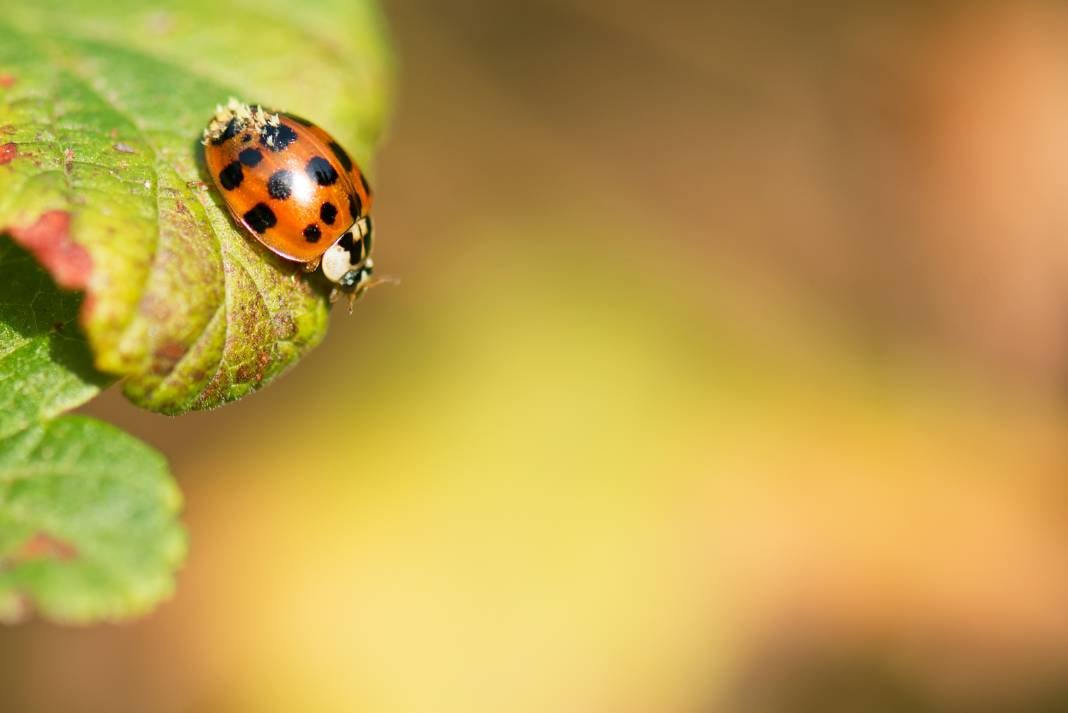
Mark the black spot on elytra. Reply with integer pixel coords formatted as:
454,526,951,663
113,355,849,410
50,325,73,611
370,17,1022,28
211,117,239,145
348,192,362,218
218,161,243,190
267,170,294,200
239,148,263,167
260,123,298,152
303,224,322,242
320,202,338,225
242,133,253,143
328,141,353,172
306,156,338,186
244,203,276,234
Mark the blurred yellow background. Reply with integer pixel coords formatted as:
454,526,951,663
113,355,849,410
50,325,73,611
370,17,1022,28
6,1,1068,711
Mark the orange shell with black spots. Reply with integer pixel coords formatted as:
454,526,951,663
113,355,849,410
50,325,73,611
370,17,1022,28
203,111,373,263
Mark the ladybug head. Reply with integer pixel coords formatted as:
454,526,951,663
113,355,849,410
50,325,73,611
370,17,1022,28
339,260,375,293
323,218,373,284
323,217,395,311
334,260,397,313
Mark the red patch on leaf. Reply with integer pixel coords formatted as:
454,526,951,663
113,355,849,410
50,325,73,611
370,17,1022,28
152,341,187,374
7,211,92,290
0,74,15,89
0,142,15,164
15,533,78,562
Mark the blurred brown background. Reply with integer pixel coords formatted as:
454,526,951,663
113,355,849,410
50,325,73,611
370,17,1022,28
5,1,1068,711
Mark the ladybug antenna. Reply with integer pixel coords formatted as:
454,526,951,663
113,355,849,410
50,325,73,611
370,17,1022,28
347,275,400,314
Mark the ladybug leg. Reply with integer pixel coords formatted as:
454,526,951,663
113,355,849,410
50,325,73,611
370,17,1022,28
185,180,208,191
343,275,400,312
292,257,321,284
329,287,341,304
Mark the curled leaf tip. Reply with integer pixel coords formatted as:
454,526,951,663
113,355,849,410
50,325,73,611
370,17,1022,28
0,0,389,414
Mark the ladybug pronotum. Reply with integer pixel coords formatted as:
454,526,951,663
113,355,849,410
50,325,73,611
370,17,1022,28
202,99,382,310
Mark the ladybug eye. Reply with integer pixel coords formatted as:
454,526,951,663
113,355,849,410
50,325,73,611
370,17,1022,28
338,271,361,289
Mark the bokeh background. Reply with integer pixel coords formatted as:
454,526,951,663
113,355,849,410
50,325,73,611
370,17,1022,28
5,0,1068,711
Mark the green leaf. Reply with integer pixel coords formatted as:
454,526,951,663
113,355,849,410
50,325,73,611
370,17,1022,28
0,0,392,413
0,237,184,623
0,237,111,438
0,416,185,623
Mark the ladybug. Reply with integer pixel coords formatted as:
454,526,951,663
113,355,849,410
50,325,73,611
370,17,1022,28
202,99,382,310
